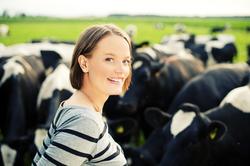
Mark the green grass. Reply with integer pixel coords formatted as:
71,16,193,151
0,16,250,62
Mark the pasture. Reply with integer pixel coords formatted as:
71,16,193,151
1,16,250,165
1,16,250,62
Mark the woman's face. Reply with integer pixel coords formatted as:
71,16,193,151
85,34,131,95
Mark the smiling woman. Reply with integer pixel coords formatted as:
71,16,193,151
32,24,132,166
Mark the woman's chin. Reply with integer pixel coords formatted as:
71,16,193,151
108,89,123,96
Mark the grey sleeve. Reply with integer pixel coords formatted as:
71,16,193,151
35,116,100,166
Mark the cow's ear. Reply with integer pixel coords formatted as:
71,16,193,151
40,50,62,69
151,61,164,74
207,121,227,142
144,107,171,128
179,103,200,115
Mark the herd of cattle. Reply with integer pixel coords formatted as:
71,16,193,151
0,32,250,165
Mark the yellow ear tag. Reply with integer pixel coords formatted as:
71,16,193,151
116,126,124,134
209,128,218,140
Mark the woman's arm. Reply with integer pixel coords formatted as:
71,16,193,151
35,115,100,165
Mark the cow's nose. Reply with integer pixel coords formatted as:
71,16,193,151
117,101,137,115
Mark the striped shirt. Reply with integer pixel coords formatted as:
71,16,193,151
32,104,127,166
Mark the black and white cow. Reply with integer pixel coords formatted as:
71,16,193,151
117,54,204,115
167,63,250,114
36,63,73,128
0,42,74,64
160,33,237,66
34,59,74,151
159,84,250,166
0,53,62,165
183,34,237,66
183,34,209,65
205,36,237,65
0,55,47,141
115,53,204,138
0,24,9,37
126,83,250,166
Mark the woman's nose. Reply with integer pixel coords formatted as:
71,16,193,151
114,62,127,74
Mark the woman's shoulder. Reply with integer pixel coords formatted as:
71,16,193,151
55,104,104,133
63,104,102,121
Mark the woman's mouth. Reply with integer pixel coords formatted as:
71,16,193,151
107,77,124,85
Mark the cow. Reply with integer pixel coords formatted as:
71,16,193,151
0,24,9,37
160,33,237,66
0,42,74,63
126,83,250,166
174,23,186,33
0,52,62,165
135,45,165,61
125,24,137,39
0,55,46,141
210,26,226,33
34,57,74,153
154,23,165,30
183,34,237,66
117,53,204,115
167,62,250,114
205,39,237,66
116,53,204,138
131,41,150,58
246,26,250,32
159,84,250,166
183,34,209,65
36,60,73,128
161,34,190,45
210,42,237,64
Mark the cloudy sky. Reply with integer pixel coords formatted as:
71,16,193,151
1,0,250,17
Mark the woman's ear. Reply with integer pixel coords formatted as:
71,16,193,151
78,55,89,73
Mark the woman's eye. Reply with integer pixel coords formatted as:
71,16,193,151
105,58,114,62
123,59,131,65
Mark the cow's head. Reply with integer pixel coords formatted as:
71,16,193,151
160,103,226,166
116,53,164,114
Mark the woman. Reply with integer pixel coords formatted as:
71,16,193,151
32,24,132,165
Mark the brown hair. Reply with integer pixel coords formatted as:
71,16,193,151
70,24,132,92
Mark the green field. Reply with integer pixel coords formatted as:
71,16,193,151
0,16,250,62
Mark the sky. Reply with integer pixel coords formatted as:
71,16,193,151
1,0,250,17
